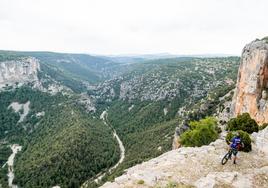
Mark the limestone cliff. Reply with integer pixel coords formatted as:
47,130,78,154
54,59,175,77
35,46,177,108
0,57,40,88
232,39,268,124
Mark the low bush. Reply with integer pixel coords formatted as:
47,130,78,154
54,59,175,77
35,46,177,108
137,180,145,185
180,117,219,147
226,130,252,152
262,36,268,43
163,181,195,188
226,113,258,134
259,123,268,131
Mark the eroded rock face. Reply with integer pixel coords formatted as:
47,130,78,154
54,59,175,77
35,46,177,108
232,39,268,124
0,57,40,88
172,121,189,149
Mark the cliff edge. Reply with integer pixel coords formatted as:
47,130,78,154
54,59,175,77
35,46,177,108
101,127,268,188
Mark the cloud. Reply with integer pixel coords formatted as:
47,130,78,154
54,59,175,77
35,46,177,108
0,0,268,55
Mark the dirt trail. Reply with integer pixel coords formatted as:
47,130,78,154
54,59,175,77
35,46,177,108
81,110,125,187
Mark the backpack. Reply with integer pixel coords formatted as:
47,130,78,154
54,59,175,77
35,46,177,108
237,143,242,150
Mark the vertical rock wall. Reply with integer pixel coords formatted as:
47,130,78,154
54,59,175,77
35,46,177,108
0,57,40,88
232,39,268,124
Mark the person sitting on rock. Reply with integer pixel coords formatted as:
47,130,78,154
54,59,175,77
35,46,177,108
229,132,244,164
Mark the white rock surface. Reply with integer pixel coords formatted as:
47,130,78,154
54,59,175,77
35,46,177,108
252,127,268,157
78,93,96,112
8,101,30,123
163,108,168,116
101,127,268,188
0,57,40,89
7,144,22,188
128,105,134,111
36,111,45,117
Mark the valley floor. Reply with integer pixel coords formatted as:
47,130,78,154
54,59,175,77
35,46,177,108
101,129,268,188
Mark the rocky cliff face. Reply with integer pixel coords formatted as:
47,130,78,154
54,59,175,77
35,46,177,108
232,39,268,124
0,57,40,88
101,127,268,188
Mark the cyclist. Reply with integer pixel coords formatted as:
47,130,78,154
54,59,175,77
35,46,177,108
230,132,243,164
229,132,243,164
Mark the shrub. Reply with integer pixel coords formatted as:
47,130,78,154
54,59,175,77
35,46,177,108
226,130,252,152
259,123,268,131
137,180,145,184
226,113,258,134
262,36,268,43
163,181,195,188
180,117,219,147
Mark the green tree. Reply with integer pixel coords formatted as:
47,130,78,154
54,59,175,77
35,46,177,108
226,113,258,134
180,117,219,147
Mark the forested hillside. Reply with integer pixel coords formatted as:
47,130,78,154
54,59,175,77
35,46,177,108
0,87,119,188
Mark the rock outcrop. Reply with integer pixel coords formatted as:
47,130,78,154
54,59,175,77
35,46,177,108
0,57,71,95
232,39,268,124
101,127,268,188
172,121,189,149
8,101,30,123
0,57,40,89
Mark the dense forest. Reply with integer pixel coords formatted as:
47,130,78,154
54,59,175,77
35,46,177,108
0,87,119,187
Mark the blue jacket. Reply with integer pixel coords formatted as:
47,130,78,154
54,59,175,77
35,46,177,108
230,136,241,149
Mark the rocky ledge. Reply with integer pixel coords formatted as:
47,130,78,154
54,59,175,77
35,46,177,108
102,127,268,188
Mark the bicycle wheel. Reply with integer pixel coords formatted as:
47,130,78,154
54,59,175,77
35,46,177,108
221,152,230,165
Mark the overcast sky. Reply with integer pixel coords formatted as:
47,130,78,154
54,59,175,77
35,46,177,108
0,0,267,55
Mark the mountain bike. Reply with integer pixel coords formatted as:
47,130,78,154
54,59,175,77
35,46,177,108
221,149,233,165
